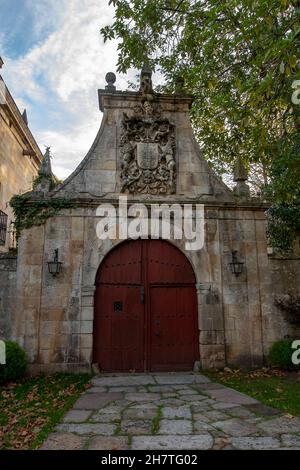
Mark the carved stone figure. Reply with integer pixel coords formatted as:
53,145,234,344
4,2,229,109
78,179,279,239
140,63,154,102
120,106,176,195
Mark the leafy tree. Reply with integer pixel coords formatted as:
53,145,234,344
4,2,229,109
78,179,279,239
102,0,300,250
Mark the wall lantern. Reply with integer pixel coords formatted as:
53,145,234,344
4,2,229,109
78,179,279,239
47,249,62,276
229,250,244,277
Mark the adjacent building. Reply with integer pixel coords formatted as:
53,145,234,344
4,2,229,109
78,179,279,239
0,57,42,251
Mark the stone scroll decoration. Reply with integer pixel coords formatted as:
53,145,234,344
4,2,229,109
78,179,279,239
119,101,176,195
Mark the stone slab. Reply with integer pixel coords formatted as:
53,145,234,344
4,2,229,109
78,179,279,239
63,410,92,423
56,423,116,436
40,432,86,450
158,419,193,435
193,383,225,391
124,392,160,402
131,435,213,450
232,437,280,450
90,410,122,423
204,387,259,405
121,420,153,435
257,416,300,435
88,436,129,450
73,392,122,410
123,408,158,420
245,403,280,417
281,434,300,447
92,376,156,387
212,418,259,437
162,406,192,420
86,386,107,393
154,374,210,385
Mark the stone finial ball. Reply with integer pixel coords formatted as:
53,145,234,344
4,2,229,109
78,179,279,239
105,72,116,84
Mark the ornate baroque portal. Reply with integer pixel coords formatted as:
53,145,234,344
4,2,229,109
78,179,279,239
120,66,176,195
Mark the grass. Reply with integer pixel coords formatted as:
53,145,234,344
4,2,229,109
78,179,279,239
151,405,163,434
0,373,91,449
205,368,300,417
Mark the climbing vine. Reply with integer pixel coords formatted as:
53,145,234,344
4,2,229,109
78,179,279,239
10,194,77,239
32,174,56,191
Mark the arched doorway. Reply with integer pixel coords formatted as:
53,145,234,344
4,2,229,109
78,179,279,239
93,239,199,372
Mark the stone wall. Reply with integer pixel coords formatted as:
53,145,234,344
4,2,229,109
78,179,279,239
6,73,300,372
264,252,300,350
0,253,17,338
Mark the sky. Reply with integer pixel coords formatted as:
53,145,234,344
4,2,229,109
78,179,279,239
0,0,139,179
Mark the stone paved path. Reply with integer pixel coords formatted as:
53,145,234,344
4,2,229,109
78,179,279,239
41,373,300,450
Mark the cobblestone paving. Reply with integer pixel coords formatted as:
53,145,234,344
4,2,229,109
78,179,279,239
41,373,300,450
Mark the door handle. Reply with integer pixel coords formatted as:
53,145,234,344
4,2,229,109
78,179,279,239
140,286,145,304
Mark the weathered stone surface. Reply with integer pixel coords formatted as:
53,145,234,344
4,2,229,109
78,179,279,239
245,403,280,417
42,373,300,450
212,402,239,410
124,392,160,402
107,386,137,392
92,376,156,387
86,387,108,393
194,420,215,433
257,416,300,435
191,400,216,412
56,423,116,435
162,406,192,419
161,393,178,399
148,386,174,393
205,388,259,405
212,437,232,450
281,434,300,447
227,407,255,418
73,392,122,410
212,418,259,437
123,408,158,420
203,410,230,422
155,398,186,407
131,435,213,450
181,394,207,402
63,410,91,423
154,374,210,385
178,389,200,395
40,432,86,450
88,436,129,450
90,411,121,423
193,383,225,391
232,437,280,450
158,419,193,435
121,420,153,435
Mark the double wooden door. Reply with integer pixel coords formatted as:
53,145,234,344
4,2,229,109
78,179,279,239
93,240,199,372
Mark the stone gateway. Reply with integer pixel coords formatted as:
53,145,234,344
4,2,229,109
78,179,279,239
1,66,299,373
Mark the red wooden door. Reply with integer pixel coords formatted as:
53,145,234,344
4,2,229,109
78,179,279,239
150,286,198,371
93,239,199,372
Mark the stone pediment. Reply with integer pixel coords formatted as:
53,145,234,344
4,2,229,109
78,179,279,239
52,70,234,203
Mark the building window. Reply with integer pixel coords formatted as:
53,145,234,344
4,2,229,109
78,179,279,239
0,210,8,245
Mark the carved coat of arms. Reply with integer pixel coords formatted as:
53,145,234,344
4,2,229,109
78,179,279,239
119,101,176,195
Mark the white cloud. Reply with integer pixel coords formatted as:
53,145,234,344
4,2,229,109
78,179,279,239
1,0,131,179
2,0,163,180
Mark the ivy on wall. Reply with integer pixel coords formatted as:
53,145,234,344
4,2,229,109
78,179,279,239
32,174,56,191
10,194,77,239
